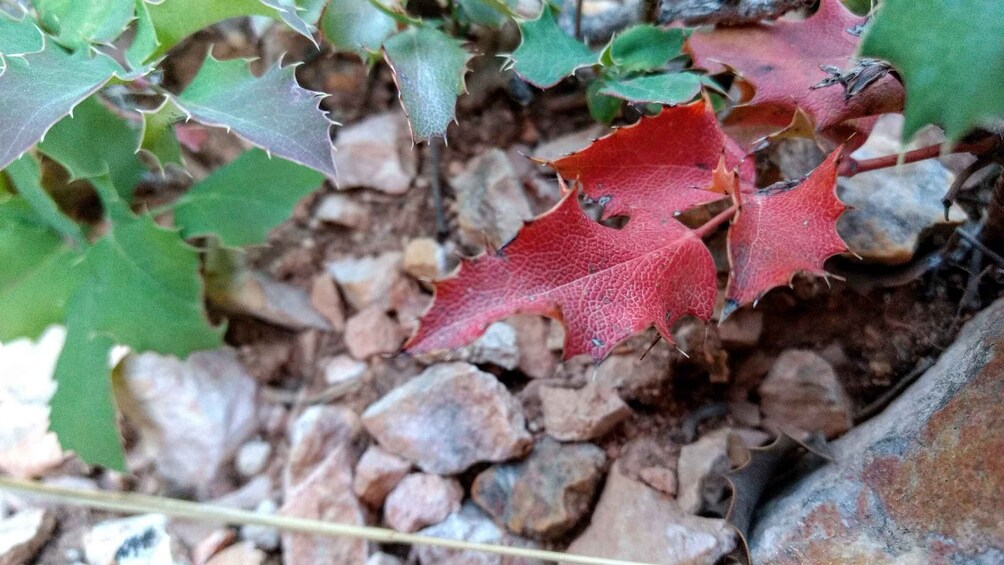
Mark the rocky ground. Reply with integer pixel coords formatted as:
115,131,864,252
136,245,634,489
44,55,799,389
2,18,1003,565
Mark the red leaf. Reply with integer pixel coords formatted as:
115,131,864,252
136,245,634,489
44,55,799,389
724,148,847,315
406,188,717,361
686,0,903,147
548,99,755,226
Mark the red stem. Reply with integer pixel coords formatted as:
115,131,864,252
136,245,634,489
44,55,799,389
839,136,999,177
694,205,738,238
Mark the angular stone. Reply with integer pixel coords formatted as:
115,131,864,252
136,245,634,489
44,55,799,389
323,355,369,387
333,112,416,195
282,406,367,565
206,541,265,565
416,503,541,565
564,463,735,564
314,193,369,229
593,340,675,404
837,114,966,265
0,327,64,478
451,149,534,250
327,252,404,311
453,322,520,370
508,315,557,379
0,508,55,565
353,445,412,508
240,500,280,552
83,514,180,565
309,274,345,331
677,429,738,515
384,473,464,533
759,350,853,439
403,238,447,281
540,382,631,441
471,438,606,539
751,299,1004,563
362,363,532,474
209,270,331,331
235,440,272,479
344,306,404,360
115,349,257,492
531,125,604,164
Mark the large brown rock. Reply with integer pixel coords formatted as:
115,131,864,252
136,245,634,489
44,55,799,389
362,363,532,474
450,149,534,250
751,299,1004,564
758,349,853,439
563,463,735,564
539,382,631,441
472,438,606,539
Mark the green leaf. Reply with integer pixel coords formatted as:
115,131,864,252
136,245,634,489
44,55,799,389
0,12,45,57
320,0,396,58
586,80,622,123
33,0,135,50
0,44,120,171
457,0,512,27
509,6,596,88
859,0,1004,141
81,214,223,356
0,200,83,341
37,96,147,200
297,0,328,24
605,25,686,73
125,0,160,71
5,154,84,242
139,97,186,173
599,72,702,105
383,27,471,141
50,290,124,471
173,54,337,177
261,0,318,45
174,149,324,246
145,0,315,59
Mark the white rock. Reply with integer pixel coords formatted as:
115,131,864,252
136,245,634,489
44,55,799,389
453,322,520,370
677,429,736,515
235,440,272,478
333,112,416,195
314,193,369,229
115,349,258,492
205,541,264,565
240,500,281,552
416,503,540,565
366,552,404,565
0,327,66,478
0,508,55,565
83,514,179,565
323,355,369,387
450,149,534,250
327,252,404,311
384,473,463,533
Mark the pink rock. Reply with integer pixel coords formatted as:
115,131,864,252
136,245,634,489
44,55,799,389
353,445,412,507
362,363,532,474
309,274,345,331
333,112,416,195
403,238,446,280
508,315,557,379
384,473,463,533
344,306,404,360
327,252,404,311
314,193,369,230
540,383,632,441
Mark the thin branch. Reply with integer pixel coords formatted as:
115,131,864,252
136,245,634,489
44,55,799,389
694,204,738,238
838,135,1000,177
0,477,653,565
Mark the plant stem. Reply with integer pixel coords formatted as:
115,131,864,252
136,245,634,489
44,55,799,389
838,135,999,177
0,477,653,565
694,204,738,238
575,0,584,41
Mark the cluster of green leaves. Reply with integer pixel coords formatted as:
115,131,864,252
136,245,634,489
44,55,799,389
0,1,332,469
507,7,700,122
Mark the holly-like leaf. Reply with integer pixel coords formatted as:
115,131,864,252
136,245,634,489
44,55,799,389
0,12,45,57
33,0,135,50
724,149,847,315
508,6,596,88
686,0,904,144
383,27,471,142
604,25,687,73
80,214,224,356
548,99,754,226
406,188,717,361
125,0,159,71
50,290,124,471
173,149,324,247
859,0,1004,141
599,72,702,106
586,80,623,123
320,0,396,59
0,44,120,171
38,96,147,199
0,199,82,341
138,97,186,173
145,0,315,60
173,54,337,177
5,154,84,243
